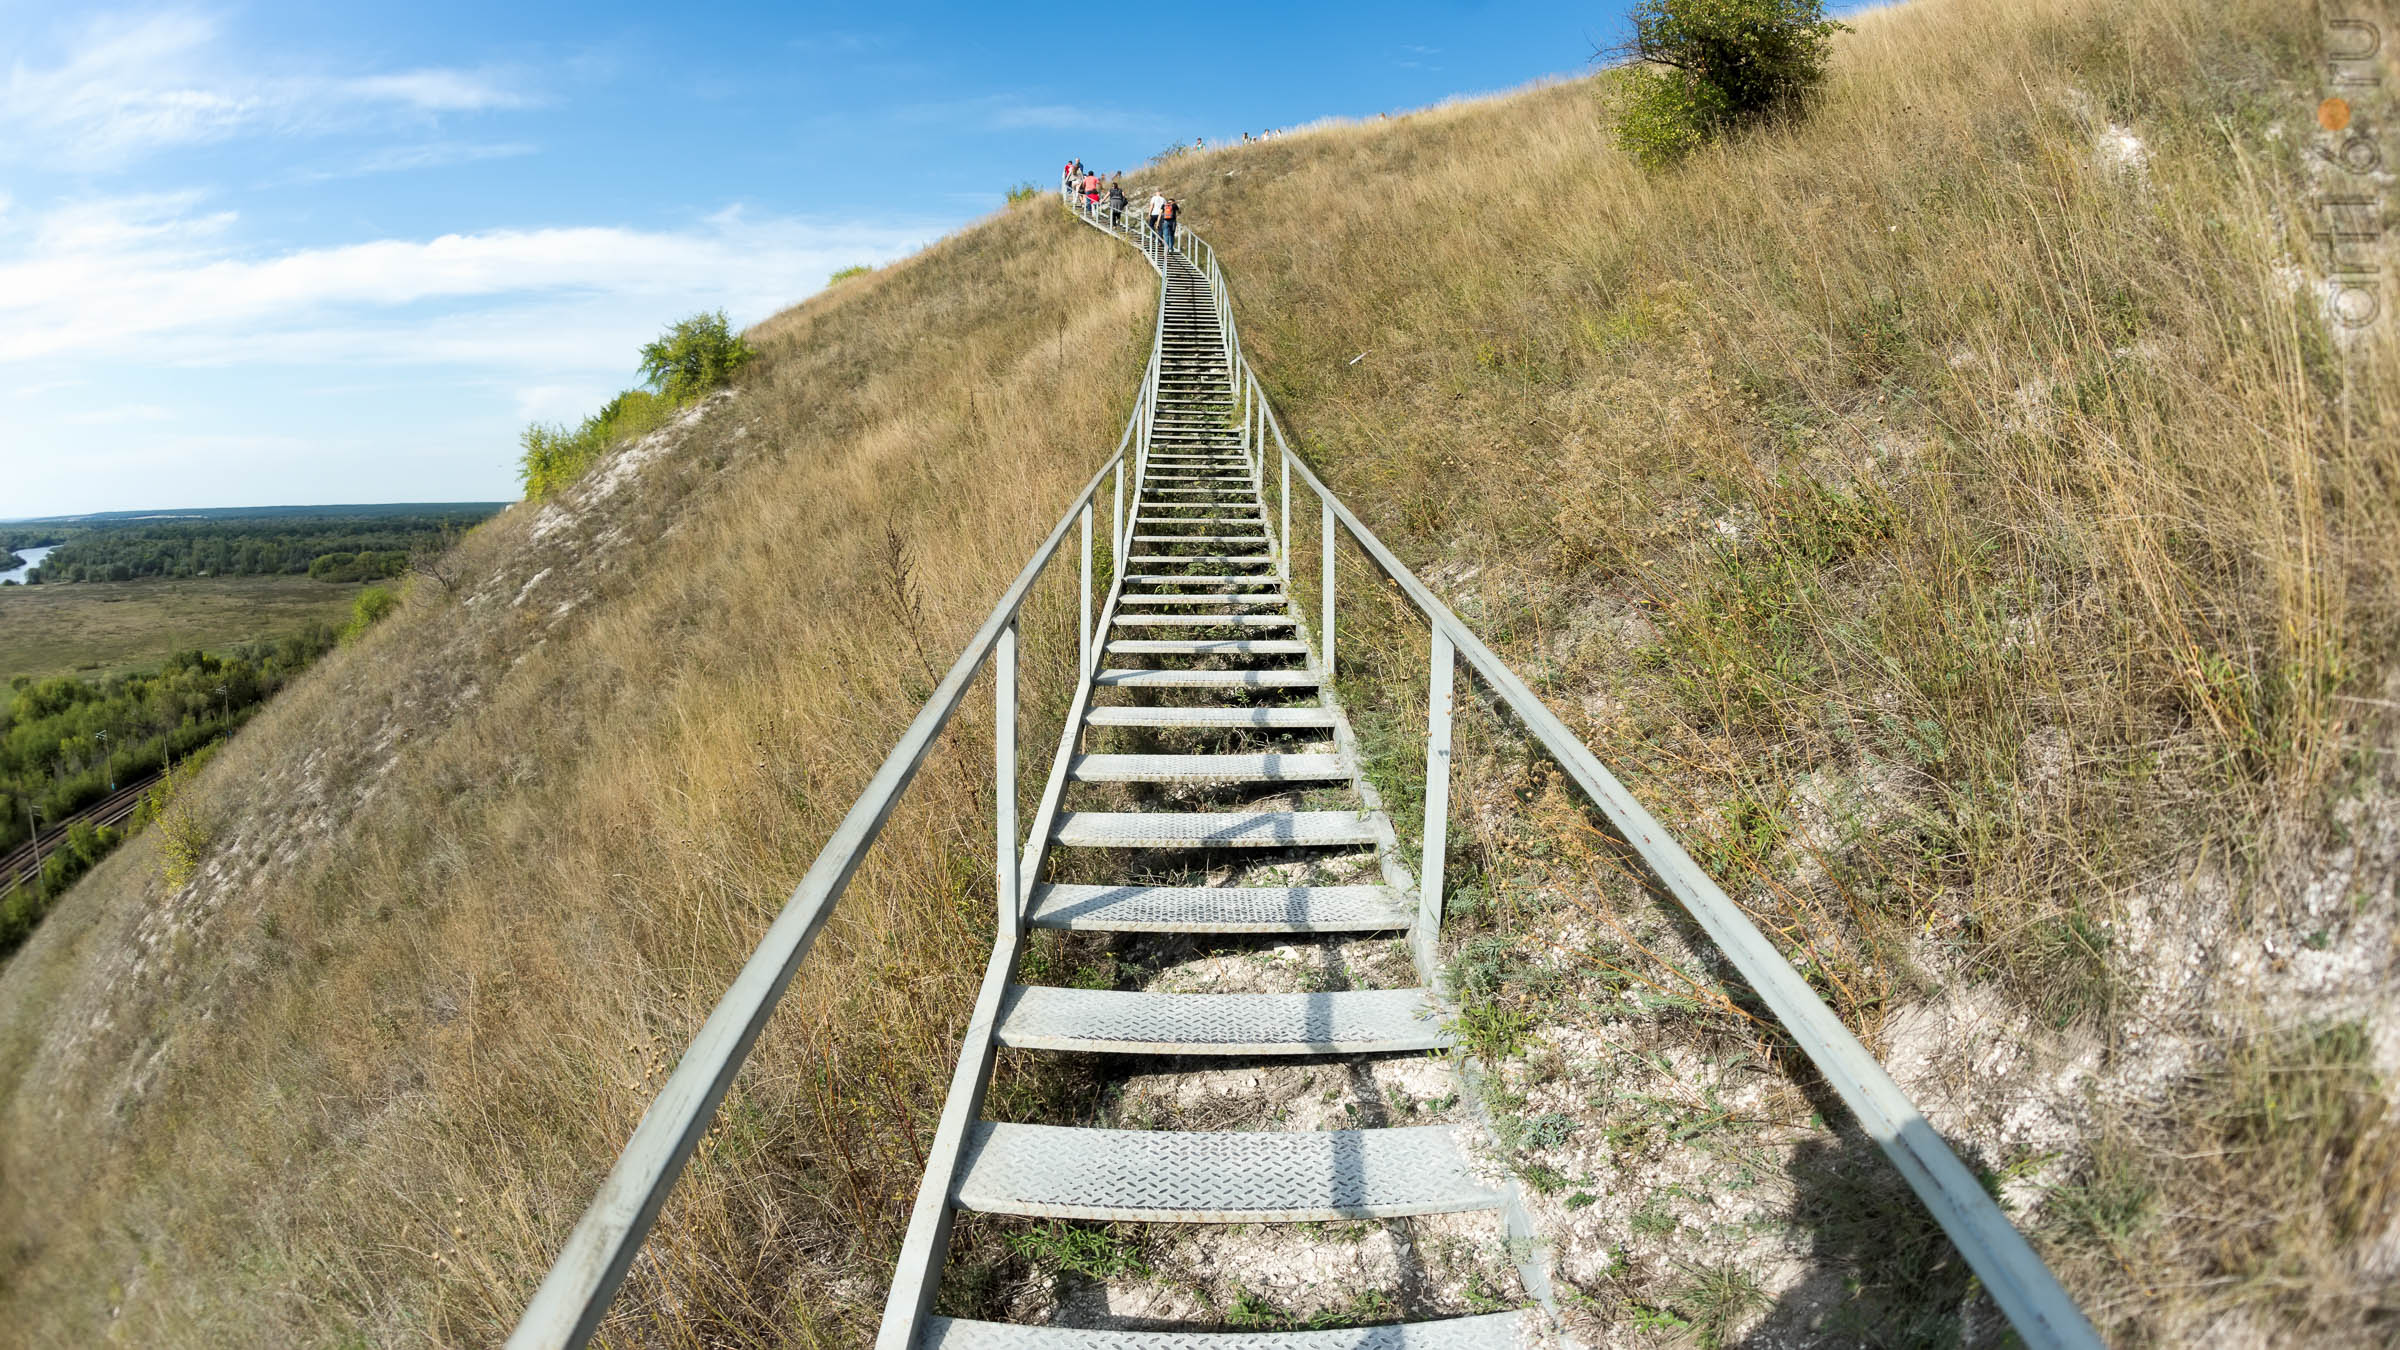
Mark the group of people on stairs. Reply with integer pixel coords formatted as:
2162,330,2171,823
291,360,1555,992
1061,158,1179,248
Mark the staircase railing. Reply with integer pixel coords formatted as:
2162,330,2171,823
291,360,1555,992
509,178,2099,1350
505,247,1171,1349
1058,182,2102,1350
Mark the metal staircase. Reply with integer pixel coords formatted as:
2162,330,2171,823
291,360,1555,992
884,220,1518,1348
508,182,2104,1350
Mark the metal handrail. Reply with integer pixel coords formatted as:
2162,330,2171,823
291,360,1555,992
1071,181,2101,1350
507,284,1155,1347
521,179,2098,1350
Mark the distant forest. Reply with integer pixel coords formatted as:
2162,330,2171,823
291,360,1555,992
2,505,504,585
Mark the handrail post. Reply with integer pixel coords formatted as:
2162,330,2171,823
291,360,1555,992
1280,449,1291,584
1079,505,1093,676
1415,629,1455,978
1321,495,1336,681
1239,367,1251,464
1113,460,1125,564
995,622,1019,938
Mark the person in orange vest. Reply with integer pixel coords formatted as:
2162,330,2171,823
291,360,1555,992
1158,196,1178,249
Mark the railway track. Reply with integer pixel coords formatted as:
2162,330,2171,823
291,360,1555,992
2,772,161,894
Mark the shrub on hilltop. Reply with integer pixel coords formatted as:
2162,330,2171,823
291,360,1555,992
637,309,756,404
519,311,757,500
1606,0,1845,167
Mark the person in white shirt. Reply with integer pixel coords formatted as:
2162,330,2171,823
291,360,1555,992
1147,192,1166,236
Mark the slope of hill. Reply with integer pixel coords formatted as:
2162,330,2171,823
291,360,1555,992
1,0,2393,1344
1126,0,2395,1341
0,209,1153,1345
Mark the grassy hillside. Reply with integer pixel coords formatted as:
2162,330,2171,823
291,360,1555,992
0,0,2392,1344
0,204,1152,1345
1131,0,2396,1340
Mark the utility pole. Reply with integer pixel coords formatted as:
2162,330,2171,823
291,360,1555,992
97,730,112,792
24,799,42,902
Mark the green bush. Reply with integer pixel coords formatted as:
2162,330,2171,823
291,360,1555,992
519,313,754,500
519,388,674,500
1605,0,1845,168
638,309,756,404
338,585,398,645
138,747,220,892
1004,182,1042,205
828,264,873,285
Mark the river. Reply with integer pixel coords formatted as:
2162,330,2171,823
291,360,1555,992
0,545,55,586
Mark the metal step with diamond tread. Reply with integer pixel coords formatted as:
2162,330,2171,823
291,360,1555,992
1025,882,1408,932
1093,666,1321,689
995,985,1449,1055
1052,810,1382,848
952,1122,1502,1221
1083,705,1337,729
921,1314,1525,1350
1066,751,1344,782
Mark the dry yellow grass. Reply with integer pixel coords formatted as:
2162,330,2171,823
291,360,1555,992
1125,0,2397,1338
1,0,2394,1344
0,203,1151,1346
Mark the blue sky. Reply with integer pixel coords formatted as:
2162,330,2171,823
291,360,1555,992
0,2,1638,518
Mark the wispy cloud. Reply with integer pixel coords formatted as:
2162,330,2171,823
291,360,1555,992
0,194,938,370
893,92,1165,135
0,9,536,169
278,140,539,184
339,68,529,113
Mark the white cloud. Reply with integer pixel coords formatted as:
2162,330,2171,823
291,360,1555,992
339,69,529,113
896,93,1165,135
281,140,539,183
0,9,535,168
0,193,939,373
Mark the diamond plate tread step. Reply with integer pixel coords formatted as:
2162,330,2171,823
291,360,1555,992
1084,705,1337,728
1139,517,1261,526
1025,881,1406,931
1106,639,1310,657
1119,594,1289,607
1129,535,1268,546
1114,613,1291,629
1067,751,1344,782
1052,810,1381,848
1127,554,1278,565
995,985,1448,1055
1094,667,1321,689
952,1122,1502,1221
921,1313,1525,1350
1126,575,1281,586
